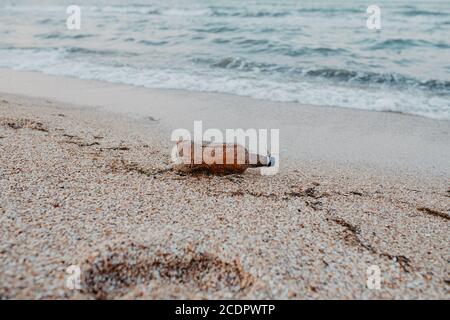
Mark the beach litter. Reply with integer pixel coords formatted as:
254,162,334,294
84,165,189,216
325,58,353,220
172,140,275,175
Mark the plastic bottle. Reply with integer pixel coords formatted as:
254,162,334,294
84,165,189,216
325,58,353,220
173,140,275,175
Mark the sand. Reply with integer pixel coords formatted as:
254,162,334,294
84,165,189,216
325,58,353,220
0,70,449,299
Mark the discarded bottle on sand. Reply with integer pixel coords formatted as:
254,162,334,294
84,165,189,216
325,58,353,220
173,140,275,175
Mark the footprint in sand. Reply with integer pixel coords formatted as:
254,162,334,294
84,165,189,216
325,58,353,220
78,241,254,299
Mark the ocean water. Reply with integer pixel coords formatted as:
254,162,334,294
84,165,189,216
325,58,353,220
0,0,449,119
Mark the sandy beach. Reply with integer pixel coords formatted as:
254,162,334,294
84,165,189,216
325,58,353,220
0,70,449,299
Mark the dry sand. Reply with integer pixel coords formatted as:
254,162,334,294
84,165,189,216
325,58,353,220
0,70,449,299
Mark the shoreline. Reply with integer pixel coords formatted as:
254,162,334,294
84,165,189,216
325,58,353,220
1,68,449,179
0,69,449,299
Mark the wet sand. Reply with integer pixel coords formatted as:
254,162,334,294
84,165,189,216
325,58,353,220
0,70,449,299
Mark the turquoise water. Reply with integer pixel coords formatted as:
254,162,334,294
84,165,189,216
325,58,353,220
0,0,449,119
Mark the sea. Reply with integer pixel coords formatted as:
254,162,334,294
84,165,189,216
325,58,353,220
0,0,449,119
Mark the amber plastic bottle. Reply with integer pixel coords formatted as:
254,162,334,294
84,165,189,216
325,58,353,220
173,140,275,175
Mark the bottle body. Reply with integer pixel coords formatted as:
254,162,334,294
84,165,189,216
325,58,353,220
173,140,271,175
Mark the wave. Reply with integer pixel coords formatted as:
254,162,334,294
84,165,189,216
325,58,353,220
207,57,450,93
212,10,290,18
236,39,271,46
279,47,348,57
64,47,125,56
0,47,448,120
368,39,450,50
38,18,53,25
212,7,361,17
4,4,445,19
35,32,95,40
209,57,276,72
296,7,362,14
138,39,169,46
399,10,450,17
160,8,212,16
6,46,139,57
159,7,359,18
7,4,446,20
2,46,448,95
209,37,348,56
194,26,239,33
303,68,450,92
154,8,291,18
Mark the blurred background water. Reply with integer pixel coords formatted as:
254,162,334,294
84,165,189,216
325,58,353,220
0,0,449,119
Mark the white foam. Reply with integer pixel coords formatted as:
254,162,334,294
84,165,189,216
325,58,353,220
160,8,212,16
0,48,448,120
